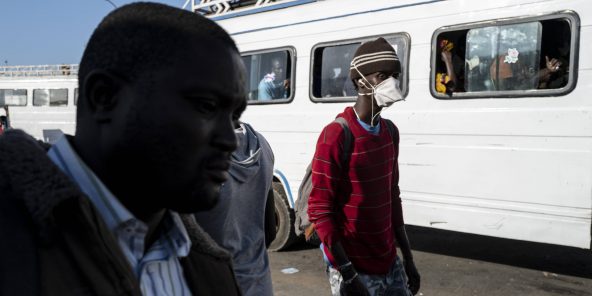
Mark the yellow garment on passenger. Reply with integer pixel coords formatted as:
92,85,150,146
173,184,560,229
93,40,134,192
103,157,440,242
436,73,451,93
440,39,454,52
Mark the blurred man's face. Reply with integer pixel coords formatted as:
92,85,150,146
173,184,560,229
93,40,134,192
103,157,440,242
271,60,284,79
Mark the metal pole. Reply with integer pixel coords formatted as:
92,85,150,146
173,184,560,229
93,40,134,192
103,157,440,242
3,106,10,129
104,0,117,8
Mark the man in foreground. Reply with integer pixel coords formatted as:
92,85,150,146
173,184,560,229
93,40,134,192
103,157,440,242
308,37,421,296
0,3,246,295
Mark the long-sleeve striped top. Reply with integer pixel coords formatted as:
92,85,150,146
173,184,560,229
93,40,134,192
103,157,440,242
308,106,404,275
47,135,193,296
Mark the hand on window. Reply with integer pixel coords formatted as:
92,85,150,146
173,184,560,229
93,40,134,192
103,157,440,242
545,56,562,73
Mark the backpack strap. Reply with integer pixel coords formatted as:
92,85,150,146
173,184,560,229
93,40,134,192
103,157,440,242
333,117,353,165
383,119,399,145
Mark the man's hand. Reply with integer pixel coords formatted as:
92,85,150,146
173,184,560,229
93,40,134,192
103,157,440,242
404,259,420,295
545,55,562,73
339,276,370,296
337,260,369,296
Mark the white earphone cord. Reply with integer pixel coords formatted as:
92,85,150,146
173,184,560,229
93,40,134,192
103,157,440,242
352,63,381,127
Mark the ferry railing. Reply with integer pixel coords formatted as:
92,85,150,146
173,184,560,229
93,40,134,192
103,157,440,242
0,64,79,78
183,0,304,17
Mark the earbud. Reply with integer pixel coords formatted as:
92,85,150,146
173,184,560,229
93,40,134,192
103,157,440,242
358,79,371,89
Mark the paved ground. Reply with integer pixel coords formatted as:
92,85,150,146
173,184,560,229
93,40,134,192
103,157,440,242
268,226,592,296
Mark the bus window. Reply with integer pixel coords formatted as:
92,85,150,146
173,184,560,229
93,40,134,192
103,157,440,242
241,48,294,104
74,88,79,106
33,89,49,106
311,34,410,102
312,42,359,99
432,13,577,98
0,89,27,106
33,88,68,106
467,22,542,91
50,89,68,106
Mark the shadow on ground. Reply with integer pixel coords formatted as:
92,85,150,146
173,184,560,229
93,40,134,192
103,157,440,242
277,238,317,252
405,225,592,279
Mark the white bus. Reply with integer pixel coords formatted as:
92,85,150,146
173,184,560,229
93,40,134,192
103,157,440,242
2,0,590,251
197,0,592,250
0,64,78,143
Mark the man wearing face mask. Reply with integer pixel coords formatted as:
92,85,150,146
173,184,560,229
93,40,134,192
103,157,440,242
308,37,420,296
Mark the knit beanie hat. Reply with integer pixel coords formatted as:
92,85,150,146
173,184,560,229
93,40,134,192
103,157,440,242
349,37,401,81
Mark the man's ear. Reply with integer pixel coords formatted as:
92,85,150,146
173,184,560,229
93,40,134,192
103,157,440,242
83,69,124,123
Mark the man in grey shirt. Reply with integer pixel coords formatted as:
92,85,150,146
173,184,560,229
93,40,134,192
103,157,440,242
195,121,276,296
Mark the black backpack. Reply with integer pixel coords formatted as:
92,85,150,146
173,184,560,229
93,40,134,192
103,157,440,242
294,116,398,244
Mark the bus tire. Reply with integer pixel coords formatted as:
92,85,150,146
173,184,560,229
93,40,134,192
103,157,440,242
268,182,297,251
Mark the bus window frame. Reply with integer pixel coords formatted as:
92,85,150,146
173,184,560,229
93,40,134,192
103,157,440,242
309,32,411,103
0,89,28,107
430,10,580,100
49,88,68,107
240,46,297,105
33,88,69,107
33,89,50,106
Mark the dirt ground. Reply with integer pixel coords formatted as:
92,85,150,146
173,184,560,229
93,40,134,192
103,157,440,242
268,226,592,296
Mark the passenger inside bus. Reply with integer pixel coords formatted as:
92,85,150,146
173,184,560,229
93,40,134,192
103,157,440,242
489,52,564,91
489,51,531,91
489,20,568,91
438,19,571,94
435,35,466,95
257,57,290,100
320,47,357,98
538,19,571,89
322,65,348,97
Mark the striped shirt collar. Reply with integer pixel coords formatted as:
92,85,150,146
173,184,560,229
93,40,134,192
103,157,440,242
47,135,192,258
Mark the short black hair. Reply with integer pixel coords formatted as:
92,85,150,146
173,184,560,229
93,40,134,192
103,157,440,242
78,2,238,92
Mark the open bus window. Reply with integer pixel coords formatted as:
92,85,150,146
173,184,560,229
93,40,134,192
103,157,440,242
311,34,410,102
432,13,577,98
241,48,294,104
312,43,359,99
0,89,27,106
33,89,68,106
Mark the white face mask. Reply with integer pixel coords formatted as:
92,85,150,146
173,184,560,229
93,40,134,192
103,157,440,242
371,77,404,107
352,61,405,126
354,68,405,108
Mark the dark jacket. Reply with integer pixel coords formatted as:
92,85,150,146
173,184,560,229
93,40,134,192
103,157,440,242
0,130,241,296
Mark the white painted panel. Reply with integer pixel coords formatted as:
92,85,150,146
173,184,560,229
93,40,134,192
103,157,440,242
404,198,591,248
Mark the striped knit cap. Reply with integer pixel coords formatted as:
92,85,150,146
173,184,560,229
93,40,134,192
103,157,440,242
349,37,400,80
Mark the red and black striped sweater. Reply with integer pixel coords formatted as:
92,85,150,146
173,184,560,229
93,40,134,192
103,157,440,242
308,106,404,275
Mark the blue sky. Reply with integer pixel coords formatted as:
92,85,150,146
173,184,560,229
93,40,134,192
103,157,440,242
0,0,186,66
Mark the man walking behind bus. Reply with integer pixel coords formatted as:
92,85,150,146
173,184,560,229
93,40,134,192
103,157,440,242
0,3,246,295
308,37,420,296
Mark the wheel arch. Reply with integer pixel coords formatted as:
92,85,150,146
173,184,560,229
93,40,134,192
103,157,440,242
273,168,294,208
